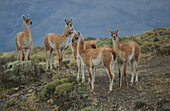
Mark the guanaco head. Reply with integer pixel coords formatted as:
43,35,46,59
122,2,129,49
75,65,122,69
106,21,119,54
71,31,82,43
64,17,74,36
23,14,32,26
110,29,119,40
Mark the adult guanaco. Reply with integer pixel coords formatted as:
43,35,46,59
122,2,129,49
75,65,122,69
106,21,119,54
44,18,74,71
71,34,97,82
15,15,33,61
72,32,116,93
110,29,140,89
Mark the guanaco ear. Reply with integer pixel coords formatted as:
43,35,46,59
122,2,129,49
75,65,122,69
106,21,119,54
70,17,72,22
78,31,80,35
109,29,112,33
116,28,119,33
23,15,26,20
64,18,67,23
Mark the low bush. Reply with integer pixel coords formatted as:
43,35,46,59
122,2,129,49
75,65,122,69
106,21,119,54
68,61,77,68
39,75,77,100
30,54,46,63
6,98,22,107
97,37,112,48
134,98,147,109
84,37,96,41
64,47,72,55
0,52,3,56
54,82,76,96
32,46,44,54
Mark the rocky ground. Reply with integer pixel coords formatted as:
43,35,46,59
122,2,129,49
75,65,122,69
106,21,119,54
0,55,170,111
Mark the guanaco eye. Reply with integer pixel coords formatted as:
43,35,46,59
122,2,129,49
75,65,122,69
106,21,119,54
70,24,72,27
67,23,69,25
26,20,28,22
111,34,113,36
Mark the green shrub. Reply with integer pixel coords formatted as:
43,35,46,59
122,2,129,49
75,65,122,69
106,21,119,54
32,46,44,54
62,60,70,65
141,42,153,53
0,52,3,56
39,78,69,100
0,56,16,65
64,47,72,55
81,106,97,111
30,54,46,63
134,98,147,109
147,56,156,61
162,71,170,78
159,44,170,55
84,37,96,41
97,37,112,48
39,75,77,100
6,98,21,107
54,82,76,96
68,61,77,68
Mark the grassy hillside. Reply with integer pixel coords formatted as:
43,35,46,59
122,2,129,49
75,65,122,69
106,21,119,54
96,27,170,58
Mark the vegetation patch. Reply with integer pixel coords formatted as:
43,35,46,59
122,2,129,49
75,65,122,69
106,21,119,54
84,37,96,41
0,52,3,56
97,37,112,48
32,46,44,54
39,75,77,100
64,47,72,55
68,61,77,68
54,82,77,96
6,98,22,107
162,71,170,78
39,78,69,100
81,106,97,111
31,54,46,63
134,98,147,109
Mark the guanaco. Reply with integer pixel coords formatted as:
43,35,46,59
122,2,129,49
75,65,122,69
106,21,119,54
72,32,116,93
71,34,97,82
110,29,140,89
15,15,33,61
44,18,74,71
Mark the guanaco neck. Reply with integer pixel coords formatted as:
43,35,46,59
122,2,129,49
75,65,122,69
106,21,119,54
71,42,78,57
113,38,123,56
78,36,85,56
112,38,121,51
58,26,70,45
23,22,31,38
63,26,69,37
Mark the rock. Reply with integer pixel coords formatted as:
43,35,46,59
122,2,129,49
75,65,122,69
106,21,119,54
0,61,41,88
27,89,34,93
162,103,170,111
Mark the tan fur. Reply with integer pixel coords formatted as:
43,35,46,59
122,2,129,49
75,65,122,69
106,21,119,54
72,32,116,92
15,15,33,61
110,29,140,89
71,37,97,82
44,18,74,71
71,41,97,69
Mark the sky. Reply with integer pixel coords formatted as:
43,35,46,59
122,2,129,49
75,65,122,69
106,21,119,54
0,0,170,52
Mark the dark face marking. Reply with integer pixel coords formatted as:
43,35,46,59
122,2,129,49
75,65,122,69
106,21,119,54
23,16,32,25
110,31,118,40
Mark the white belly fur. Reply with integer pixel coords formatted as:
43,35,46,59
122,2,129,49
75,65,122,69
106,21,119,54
48,37,56,49
128,47,135,61
91,53,102,66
